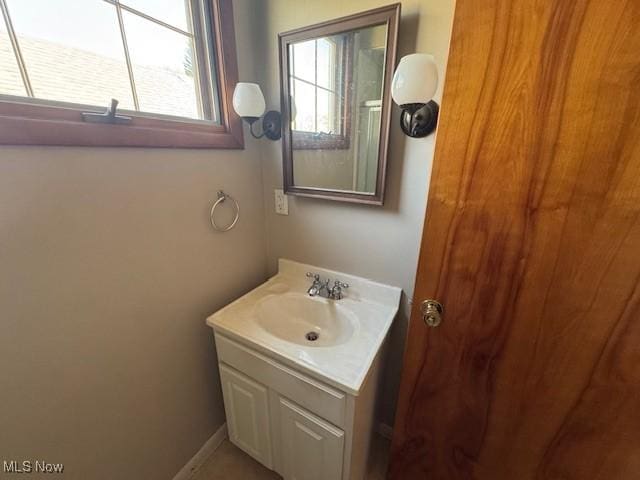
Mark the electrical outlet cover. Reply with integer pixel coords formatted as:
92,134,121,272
275,189,289,215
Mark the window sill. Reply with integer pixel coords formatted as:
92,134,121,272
0,101,244,149
292,131,350,150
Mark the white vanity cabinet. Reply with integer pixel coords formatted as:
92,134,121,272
215,333,384,480
207,259,401,480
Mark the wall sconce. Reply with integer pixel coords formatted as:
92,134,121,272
232,82,282,140
391,54,439,138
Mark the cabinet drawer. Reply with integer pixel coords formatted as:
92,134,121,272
215,333,346,427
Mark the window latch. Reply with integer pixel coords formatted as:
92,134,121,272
82,98,132,125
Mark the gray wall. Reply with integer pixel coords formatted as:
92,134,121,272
252,0,455,425
0,1,268,478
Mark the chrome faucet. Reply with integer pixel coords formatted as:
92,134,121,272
306,272,349,300
306,273,326,297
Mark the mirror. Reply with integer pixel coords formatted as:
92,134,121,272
279,5,400,205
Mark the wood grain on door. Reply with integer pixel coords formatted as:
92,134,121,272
389,0,640,478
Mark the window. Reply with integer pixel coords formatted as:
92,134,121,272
0,0,242,148
289,33,352,150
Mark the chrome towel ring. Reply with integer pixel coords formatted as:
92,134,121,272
210,190,239,232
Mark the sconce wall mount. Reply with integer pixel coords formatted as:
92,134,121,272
244,110,282,140
399,100,439,138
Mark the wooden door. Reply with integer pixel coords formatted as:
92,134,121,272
219,364,273,468
389,0,640,478
278,396,345,480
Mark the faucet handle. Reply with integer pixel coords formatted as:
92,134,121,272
306,272,320,281
330,280,349,300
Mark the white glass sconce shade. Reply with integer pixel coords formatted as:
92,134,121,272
233,82,266,119
391,54,438,106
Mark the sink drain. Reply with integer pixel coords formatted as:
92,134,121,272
305,331,319,342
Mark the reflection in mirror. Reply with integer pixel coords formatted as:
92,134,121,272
288,24,387,195
290,35,350,150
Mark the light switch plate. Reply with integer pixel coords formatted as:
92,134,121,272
275,189,289,215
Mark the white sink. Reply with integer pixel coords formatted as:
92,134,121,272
206,259,401,394
255,293,358,347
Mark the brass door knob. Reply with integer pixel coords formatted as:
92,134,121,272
421,300,443,327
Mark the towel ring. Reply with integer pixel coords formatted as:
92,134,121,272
210,190,239,232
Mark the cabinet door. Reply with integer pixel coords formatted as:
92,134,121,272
278,396,345,480
219,363,273,468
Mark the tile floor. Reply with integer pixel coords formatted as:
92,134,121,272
191,434,390,480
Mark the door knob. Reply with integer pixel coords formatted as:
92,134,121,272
421,300,443,327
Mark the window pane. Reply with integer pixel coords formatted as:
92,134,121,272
292,40,315,84
0,24,26,96
317,89,336,134
123,11,201,119
292,79,315,132
120,0,191,33
316,38,335,91
6,0,135,108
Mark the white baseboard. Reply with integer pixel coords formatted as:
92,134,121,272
172,423,227,480
376,422,393,440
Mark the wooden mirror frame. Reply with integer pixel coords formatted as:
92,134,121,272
279,4,400,205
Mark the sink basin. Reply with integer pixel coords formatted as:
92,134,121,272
206,259,401,393
255,293,357,347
